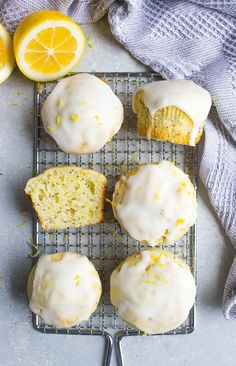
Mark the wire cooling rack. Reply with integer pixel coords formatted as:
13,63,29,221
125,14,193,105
33,72,197,366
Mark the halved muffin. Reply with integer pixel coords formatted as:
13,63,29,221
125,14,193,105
25,166,107,230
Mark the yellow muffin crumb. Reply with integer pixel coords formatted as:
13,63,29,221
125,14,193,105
25,166,107,230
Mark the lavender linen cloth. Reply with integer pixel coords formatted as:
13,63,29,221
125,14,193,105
1,0,236,319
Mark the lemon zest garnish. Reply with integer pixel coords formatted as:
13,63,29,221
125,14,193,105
145,280,157,285
130,152,139,164
151,252,163,265
87,33,95,48
176,249,185,258
94,115,100,120
47,124,54,133
17,220,27,228
73,274,80,287
176,218,185,226
71,113,79,122
58,100,64,108
56,115,61,125
153,193,160,199
181,182,187,186
27,238,41,258
154,275,171,284
79,101,87,106
106,198,117,208
119,164,126,175
112,231,118,238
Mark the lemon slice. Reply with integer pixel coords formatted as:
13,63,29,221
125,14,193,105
13,10,86,81
0,24,14,84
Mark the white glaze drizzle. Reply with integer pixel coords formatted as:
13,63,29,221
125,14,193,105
41,73,124,153
113,161,197,246
110,249,196,334
29,252,101,327
132,79,211,146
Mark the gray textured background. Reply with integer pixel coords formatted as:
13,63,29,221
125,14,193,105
1,19,236,366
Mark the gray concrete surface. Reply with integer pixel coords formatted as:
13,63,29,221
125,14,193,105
0,18,236,366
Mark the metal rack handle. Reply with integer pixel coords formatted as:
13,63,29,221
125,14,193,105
103,332,113,366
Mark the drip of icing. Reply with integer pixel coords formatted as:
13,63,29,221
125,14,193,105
29,252,101,327
132,80,211,146
113,161,197,246
110,249,196,334
41,73,124,153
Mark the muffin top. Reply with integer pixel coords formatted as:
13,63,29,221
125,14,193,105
28,252,101,327
41,73,124,153
132,79,211,145
110,248,196,334
112,161,197,245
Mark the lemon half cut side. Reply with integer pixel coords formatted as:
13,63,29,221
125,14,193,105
13,10,86,82
0,24,15,84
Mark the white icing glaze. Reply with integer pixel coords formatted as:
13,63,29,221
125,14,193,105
110,249,196,334
113,161,197,246
41,73,124,153
132,80,211,145
28,252,101,327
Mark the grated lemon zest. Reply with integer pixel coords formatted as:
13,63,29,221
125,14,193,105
71,113,79,122
106,198,116,208
58,100,64,108
176,218,185,226
47,124,54,133
56,115,61,125
79,101,87,106
17,220,27,228
154,275,171,284
145,280,157,285
87,33,95,48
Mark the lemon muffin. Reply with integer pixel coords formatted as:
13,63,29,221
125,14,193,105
132,79,211,146
112,161,197,246
28,252,101,328
41,73,124,153
110,248,196,334
25,166,107,230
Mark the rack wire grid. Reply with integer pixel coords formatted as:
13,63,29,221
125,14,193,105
33,72,197,366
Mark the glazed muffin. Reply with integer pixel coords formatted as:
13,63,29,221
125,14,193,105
25,166,107,230
28,252,101,328
112,161,197,246
41,73,124,153
110,248,196,334
132,79,211,146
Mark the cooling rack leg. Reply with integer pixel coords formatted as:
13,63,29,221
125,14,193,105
114,332,126,366
103,332,113,366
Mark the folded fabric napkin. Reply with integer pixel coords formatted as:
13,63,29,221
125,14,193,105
1,0,236,319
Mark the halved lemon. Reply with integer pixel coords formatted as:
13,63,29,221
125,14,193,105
13,10,86,81
0,24,15,84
